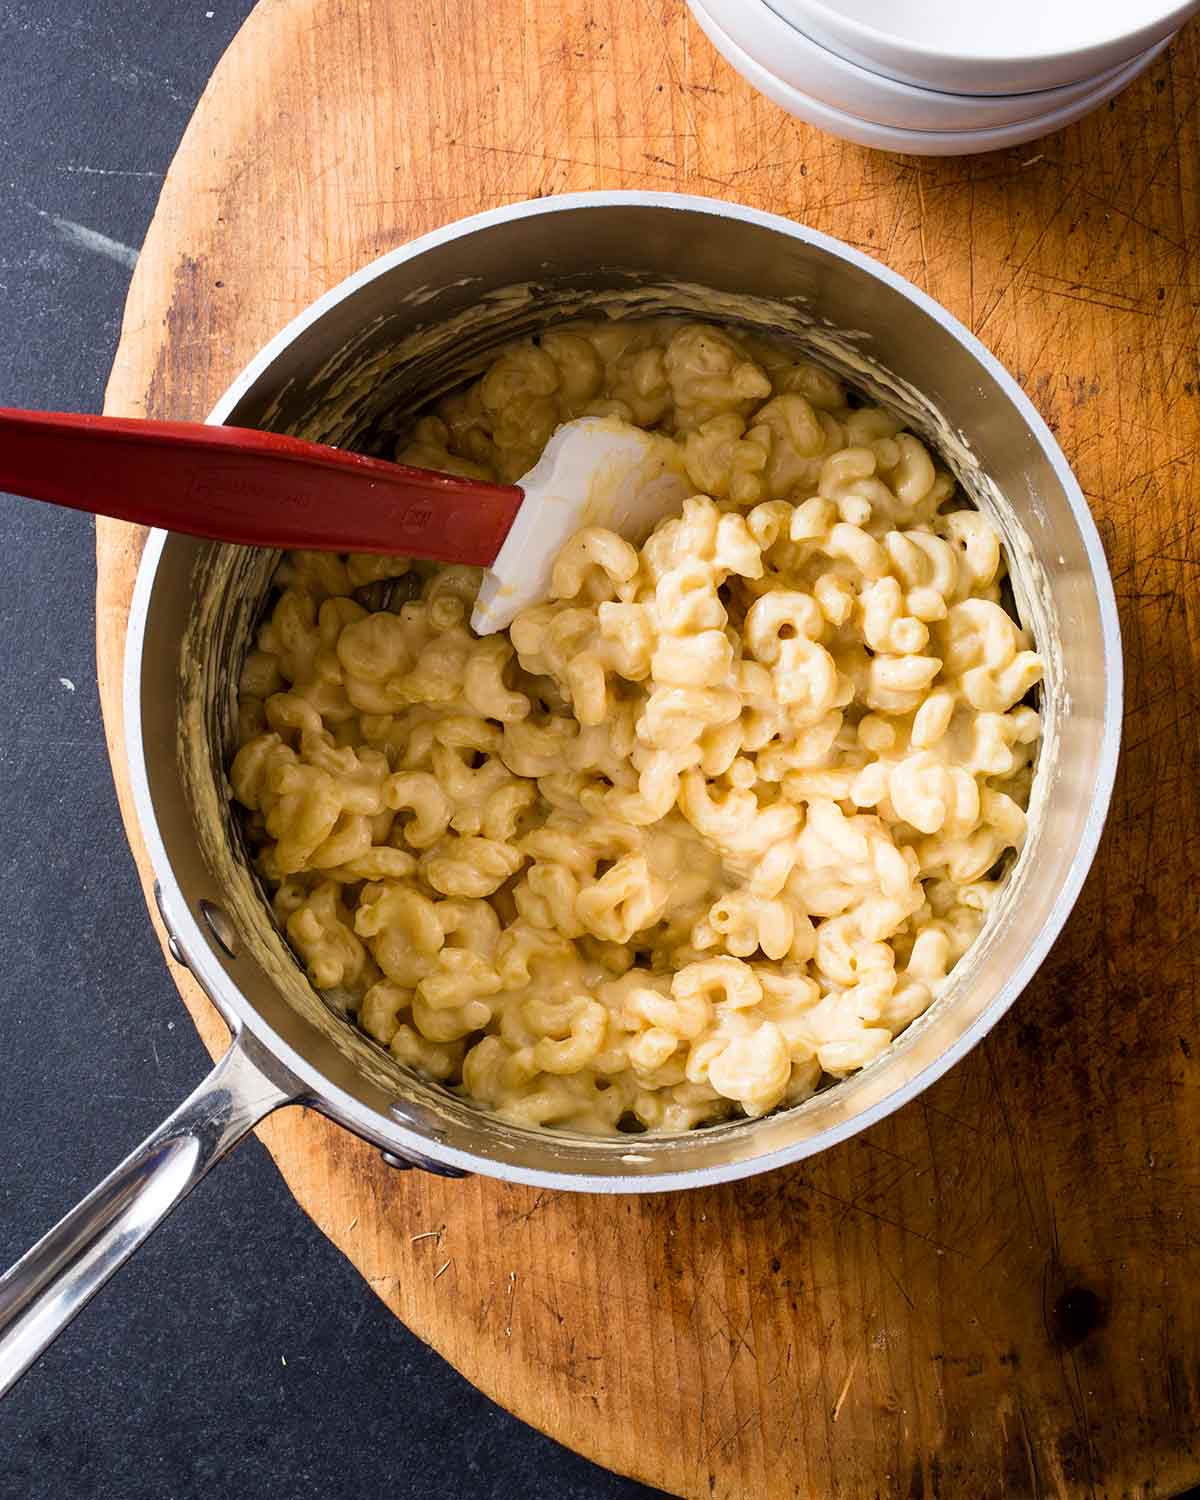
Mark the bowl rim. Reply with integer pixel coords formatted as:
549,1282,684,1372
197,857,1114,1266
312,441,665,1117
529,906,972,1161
125,191,1123,1192
702,0,1147,115
767,0,1196,75
687,0,1175,150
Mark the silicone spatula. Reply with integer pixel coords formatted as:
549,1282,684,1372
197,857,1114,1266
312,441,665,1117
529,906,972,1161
0,408,690,634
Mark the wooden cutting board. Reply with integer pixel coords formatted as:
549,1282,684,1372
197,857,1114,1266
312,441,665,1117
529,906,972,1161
96,1,1200,1495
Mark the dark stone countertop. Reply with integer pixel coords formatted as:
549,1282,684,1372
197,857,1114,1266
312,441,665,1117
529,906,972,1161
8,11,1197,1500
0,4,663,1496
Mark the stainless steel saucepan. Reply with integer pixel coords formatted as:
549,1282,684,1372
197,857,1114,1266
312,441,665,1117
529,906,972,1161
0,193,1122,1396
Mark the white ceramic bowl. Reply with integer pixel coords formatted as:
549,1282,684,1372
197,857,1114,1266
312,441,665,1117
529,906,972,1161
700,0,1150,131
689,0,1173,155
768,0,1198,94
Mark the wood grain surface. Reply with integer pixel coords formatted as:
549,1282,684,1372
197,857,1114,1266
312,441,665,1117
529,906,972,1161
96,1,1200,1495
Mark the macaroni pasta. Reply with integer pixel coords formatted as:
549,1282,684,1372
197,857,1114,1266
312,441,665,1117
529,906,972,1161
230,318,1042,1134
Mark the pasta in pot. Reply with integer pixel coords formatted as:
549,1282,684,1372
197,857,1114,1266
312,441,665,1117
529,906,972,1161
229,318,1042,1134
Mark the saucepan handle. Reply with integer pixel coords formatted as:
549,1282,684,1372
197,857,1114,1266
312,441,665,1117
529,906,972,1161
0,1028,300,1397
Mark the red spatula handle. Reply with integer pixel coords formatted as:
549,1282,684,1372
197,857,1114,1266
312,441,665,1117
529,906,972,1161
0,408,524,566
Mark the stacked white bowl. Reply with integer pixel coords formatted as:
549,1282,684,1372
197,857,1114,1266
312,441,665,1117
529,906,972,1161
687,0,1199,153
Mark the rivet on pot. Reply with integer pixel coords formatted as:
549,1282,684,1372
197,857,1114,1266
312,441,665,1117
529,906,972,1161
389,1100,447,1140
198,899,239,958
380,1148,471,1180
153,881,189,968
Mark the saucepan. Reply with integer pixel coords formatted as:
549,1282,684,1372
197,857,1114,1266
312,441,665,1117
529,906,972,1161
0,192,1122,1395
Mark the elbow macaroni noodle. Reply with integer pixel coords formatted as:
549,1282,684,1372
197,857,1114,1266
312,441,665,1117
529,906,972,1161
230,318,1042,1134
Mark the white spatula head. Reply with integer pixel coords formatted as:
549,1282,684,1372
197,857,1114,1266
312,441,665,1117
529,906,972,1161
471,416,690,635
